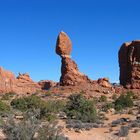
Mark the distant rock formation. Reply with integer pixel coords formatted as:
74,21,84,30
56,31,92,86
0,67,16,93
119,40,140,89
3,32,138,95
97,78,112,88
0,67,41,94
38,80,58,90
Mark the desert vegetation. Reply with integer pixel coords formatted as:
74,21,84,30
0,90,140,140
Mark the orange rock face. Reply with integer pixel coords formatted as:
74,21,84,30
0,67,16,93
119,40,140,89
0,67,41,94
56,31,92,86
97,78,112,88
60,57,91,86
15,73,41,94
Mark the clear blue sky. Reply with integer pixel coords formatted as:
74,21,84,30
0,0,140,83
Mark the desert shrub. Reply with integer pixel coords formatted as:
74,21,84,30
99,95,107,102
1,92,16,100
102,103,114,112
11,95,65,120
45,100,65,113
126,91,139,100
114,93,134,111
0,100,11,116
3,111,40,140
65,94,97,123
37,121,69,140
11,97,27,111
2,109,68,140
112,94,117,100
133,94,139,100
115,105,123,112
11,95,49,112
126,91,134,98
2,109,67,140
92,97,98,104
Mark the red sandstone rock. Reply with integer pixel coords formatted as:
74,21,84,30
0,67,16,93
38,80,58,90
60,57,91,86
97,78,112,88
17,73,33,82
15,73,41,94
56,31,72,57
56,31,92,86
119,40,140,89
0,67,41,94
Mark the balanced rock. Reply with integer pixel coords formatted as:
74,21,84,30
56,31,72,57
119,40,140,88
56,31,91,86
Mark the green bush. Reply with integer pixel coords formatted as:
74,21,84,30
115,105,123,112
1,92,16,100
112,94,117,100
126,91,134,98
114,93,134,111
102,103,114,112
133,94,139,100
44,100,65,113
65,94,97,123
0,100,11,116
11,95,47,112
11,97,27,111
127,91,138,100
11,95,65,120
99,95,107,102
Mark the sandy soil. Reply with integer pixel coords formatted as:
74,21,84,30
62,114,140,140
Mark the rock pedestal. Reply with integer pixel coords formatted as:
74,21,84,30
56,31,91,86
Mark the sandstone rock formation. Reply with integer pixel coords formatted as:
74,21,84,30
0,67,41,94
15,73,41,94
119,40,140,89
56,31,92,86
97,78,112,88
56,31,72,57
0,67,16,93
38,80,58,90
